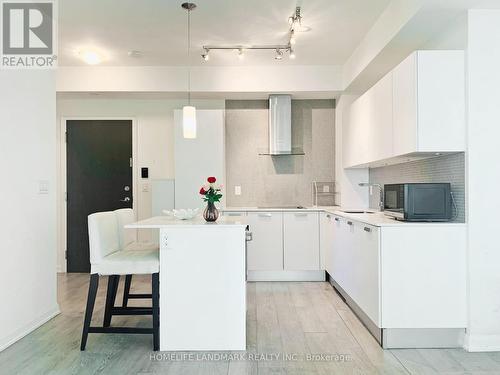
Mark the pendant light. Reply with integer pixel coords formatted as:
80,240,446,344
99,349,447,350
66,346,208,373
182,2,197,139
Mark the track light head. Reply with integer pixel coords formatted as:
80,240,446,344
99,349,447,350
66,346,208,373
201,48,210,61
237,48,244,60
275,49,283,61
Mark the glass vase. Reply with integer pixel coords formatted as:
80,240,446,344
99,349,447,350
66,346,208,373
203,201,219,222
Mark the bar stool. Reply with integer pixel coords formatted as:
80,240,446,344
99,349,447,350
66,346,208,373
81,211,160,351
114,208,159,307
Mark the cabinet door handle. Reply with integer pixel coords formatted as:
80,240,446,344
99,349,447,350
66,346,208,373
364,227,371,232
334,217,340,222
326,214,331,218
347,221,353,226
226,212,243,216
294,213,308,217
258,213,272,218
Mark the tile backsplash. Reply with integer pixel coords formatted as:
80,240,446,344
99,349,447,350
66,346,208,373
225,99,335,207
369,153,466,222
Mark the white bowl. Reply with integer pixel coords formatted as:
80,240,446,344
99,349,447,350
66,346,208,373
163,208,199,220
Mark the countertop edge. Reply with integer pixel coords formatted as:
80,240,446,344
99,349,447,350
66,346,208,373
221,207,467,228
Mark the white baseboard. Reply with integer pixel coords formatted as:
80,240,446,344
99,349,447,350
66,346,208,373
0,305,60,352
464,333,500,352
247,270,325,282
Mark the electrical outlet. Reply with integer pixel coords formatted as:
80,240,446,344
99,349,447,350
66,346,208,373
234,186,242,196
323,185,330,193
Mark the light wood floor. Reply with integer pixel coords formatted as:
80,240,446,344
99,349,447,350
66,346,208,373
1,274,500,374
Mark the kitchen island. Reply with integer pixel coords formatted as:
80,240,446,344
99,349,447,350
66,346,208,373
126,216,247,351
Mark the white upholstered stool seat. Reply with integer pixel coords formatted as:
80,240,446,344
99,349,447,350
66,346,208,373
81,210,160,351
91,248,159,276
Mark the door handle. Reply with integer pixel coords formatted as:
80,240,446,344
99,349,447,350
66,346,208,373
334,217,340,222
258,213,272,218
120,197,131,202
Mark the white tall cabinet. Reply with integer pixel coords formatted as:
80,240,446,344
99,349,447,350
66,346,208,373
174,110,225,209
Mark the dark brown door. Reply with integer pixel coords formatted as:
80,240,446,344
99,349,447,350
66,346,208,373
66,120,132,273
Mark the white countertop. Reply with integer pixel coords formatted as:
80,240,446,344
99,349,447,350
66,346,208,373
125,215,247,229
221,206,466,227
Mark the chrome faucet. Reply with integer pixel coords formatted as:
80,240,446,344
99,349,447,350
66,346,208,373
359,183,384,211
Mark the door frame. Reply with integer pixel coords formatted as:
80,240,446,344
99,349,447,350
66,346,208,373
58,117,138,273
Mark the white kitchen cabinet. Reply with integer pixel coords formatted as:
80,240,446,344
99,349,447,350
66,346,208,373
393,51,465,155
351,222,380,326
283,212,320,270
319,212,334,271
174,110,225,209
328,214,466,348
344,50,465,168
344,73,393,168
330,215,345,284
246,212,283,271
380,226,466,329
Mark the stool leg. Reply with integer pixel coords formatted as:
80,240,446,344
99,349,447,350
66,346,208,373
122,275,132,307
152,273,160,351
81,273,99,351
103,275,119,327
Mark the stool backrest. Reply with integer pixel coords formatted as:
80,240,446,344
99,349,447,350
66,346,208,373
88,211,120,264
114,208,137,250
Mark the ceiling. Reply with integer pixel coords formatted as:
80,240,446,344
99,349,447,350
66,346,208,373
58,0,391,66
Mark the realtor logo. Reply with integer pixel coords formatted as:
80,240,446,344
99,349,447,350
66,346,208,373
1,0,57,68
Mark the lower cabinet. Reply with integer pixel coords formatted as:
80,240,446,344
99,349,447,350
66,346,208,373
283,212,320,270
330,215,380,326
246,212,283,271
320,213,335,271
328,215,466,348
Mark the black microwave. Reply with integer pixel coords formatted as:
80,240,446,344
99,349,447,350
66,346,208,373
384,183,452,222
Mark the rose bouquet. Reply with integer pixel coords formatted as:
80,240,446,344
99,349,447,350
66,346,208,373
199,176,222,221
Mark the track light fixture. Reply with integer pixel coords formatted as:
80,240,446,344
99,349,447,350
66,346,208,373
201,48,209,61
201,6,308,61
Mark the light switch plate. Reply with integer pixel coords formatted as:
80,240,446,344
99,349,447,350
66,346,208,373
142,183,149,192
234,185,242,196
322,185,330,193
38,180,49,194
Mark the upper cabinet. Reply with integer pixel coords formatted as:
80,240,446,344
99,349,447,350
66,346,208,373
345,73,393,168
344,50,465,169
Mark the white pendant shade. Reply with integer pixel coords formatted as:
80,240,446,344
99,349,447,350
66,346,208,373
182,105,197,139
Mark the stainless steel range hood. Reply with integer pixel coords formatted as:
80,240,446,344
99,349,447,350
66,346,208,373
259,95,304,156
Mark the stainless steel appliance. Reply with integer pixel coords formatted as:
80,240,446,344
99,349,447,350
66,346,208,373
384,183,452,222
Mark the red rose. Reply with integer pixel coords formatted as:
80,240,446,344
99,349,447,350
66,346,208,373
207,176,216,183
199,187,207,195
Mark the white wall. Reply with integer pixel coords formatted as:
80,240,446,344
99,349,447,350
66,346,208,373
0,71,58,351
334,95,369,208
465,9,500,351
56,97,224,271
56,65,343,94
